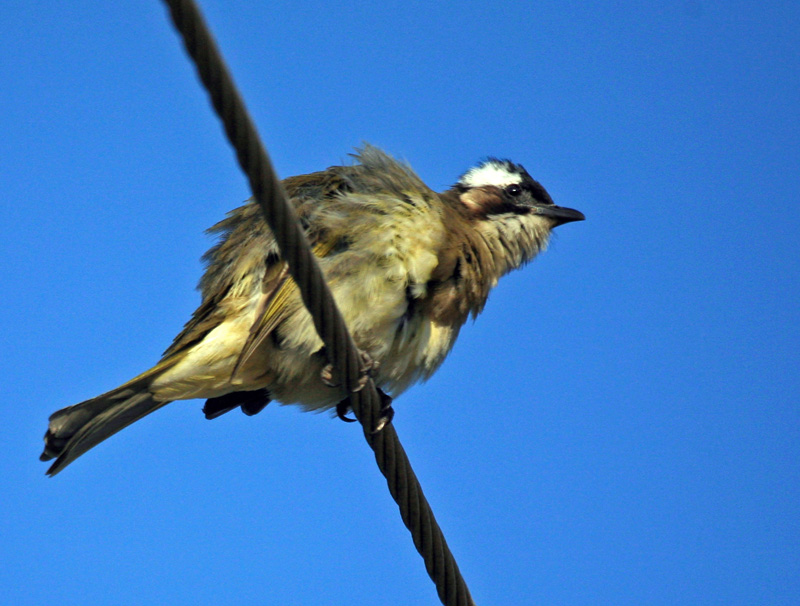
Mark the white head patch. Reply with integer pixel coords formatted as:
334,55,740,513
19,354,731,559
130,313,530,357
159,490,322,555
459,161,522,189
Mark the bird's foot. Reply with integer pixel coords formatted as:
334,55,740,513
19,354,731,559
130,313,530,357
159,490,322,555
320,349,378,392
335,388,394,433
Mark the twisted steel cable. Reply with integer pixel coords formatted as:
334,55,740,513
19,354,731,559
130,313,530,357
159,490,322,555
160,1,476,604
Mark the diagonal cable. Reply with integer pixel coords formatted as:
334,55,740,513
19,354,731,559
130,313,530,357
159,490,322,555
159,1,476,604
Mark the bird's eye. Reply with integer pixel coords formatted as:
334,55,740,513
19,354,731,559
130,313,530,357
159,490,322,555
505,184,523,197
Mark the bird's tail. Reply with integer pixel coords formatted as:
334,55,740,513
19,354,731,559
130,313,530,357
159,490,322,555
40,359,180,476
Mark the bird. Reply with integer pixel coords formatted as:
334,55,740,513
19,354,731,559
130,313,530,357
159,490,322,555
40,145,584,475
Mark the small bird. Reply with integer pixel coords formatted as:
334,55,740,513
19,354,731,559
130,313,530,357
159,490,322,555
40,145,584,475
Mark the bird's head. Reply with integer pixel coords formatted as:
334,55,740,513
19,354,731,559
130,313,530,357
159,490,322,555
454,159,585,227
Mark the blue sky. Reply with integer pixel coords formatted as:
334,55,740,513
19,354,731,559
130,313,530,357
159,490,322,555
2,2,798,604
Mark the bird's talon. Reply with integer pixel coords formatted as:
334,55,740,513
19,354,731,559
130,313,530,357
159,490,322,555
371,389,394,433
336,398,357,423
351,350,378,392
351,372,370,393
372,405,394,433
360,350,379,374
320,363,340,388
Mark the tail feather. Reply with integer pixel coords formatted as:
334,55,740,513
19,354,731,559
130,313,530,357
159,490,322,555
41,386,170,476
41,354,189,475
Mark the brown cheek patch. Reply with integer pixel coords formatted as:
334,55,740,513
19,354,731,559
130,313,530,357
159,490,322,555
459,187,503,217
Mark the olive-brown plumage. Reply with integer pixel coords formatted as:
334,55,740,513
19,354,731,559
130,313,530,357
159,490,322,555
40,145,583,475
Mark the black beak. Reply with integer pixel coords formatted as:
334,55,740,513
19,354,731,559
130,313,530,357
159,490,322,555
535,204,585,226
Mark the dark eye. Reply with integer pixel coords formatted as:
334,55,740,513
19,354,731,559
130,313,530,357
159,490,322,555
505,184,523,197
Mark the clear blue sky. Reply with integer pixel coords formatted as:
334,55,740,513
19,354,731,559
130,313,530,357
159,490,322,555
2,2,798,604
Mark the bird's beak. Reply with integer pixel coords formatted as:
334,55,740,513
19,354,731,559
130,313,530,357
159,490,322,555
535,204,585,226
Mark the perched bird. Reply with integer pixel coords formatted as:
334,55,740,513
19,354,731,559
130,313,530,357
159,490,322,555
40,145,584,475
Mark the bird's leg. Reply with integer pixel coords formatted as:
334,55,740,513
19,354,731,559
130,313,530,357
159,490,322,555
335,388,394,433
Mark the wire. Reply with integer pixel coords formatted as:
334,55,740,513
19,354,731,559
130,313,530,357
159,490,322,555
160,1,476,604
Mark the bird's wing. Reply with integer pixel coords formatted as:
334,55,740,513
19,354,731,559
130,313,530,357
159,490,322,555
229,236,339,377
160,169,351,363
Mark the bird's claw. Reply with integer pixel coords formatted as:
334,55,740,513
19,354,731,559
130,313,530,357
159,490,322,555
372,392,395,433
336,398,358,423
320,363,339,388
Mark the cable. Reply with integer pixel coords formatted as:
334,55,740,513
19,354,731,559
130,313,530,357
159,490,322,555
160,1,476,604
